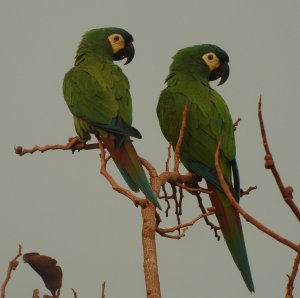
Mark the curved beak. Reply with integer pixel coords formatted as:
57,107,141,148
209,62,230,85
113,42,135,65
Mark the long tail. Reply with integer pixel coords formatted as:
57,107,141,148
207,183,254,292
102,135,161,210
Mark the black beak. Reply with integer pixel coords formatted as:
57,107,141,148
209,62,230,85
113,42,135,65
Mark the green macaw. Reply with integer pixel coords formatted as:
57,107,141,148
157,45,254,291
63,27,161,209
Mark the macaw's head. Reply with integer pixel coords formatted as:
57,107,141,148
172,44,230,85
76,27,135,65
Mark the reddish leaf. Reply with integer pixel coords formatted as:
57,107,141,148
23,252,62,296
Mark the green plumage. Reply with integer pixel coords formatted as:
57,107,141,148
157,45,254,291
63,28,161,209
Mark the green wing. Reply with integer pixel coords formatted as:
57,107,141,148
63,65,140,139
64,67,118,124
157,86,236,185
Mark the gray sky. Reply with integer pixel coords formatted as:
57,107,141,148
1,1,299,297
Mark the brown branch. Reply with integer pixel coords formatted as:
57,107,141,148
101,282,106,298
141,201,161,298
14,137,99,156
258,96,300,221
72,288,77,298
160,185,171,216
174,104,188,172
286,251,300,298
195,193,221,241
140,157,159,179
175,182,212,195
165,143,172,172
158,227,189,240
97,140,146,208
233,117,241,130
215,142,300,253
1,244,22,298
32,289,39,298
156,210,215,239
240,185,257,197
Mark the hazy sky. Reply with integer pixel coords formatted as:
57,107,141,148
1,1,299,297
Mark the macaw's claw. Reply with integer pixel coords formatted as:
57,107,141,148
66,136,86,153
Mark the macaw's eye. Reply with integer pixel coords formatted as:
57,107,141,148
208,54,214,60
114,35,120,42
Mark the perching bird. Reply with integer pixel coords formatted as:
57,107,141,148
157,45,254,291
63,28,161,209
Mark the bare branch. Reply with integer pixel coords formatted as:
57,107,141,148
233,117,242,130
195,193,221,241
175,182,212,195
215,141,300,253
97,140,147,208
1,244,22,298
165,143,172,172
157,210,215,239
32,289,39,298
174,104,188,172
240,185,257,197
72,288,77,298
141,202,162,298
101,282,106,298
14,137,99,156
139,157,159,178
258,96,300,221
286,251,300,298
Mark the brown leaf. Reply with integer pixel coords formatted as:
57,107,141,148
23,252,63,296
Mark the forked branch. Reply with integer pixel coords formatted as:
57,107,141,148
156,209,215,239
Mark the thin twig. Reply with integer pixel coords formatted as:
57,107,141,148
165,143,172,172
240,185,257,197
72,288,77,298
156,211,215,239
174,104,188,172
161,185,171,217
258,96,300,221
175,182,212,195
101,282,106,298
215,141,300,253
233,117,242,130
1,244,22,298
171,184,181,234
32,289,39,298
286,251,300,298
195,193,221,241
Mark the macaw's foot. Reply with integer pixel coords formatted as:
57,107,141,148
66,136,87,153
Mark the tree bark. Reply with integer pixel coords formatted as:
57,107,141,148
141,202,161,298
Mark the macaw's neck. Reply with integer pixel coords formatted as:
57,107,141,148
167,56,210,87
75,40,113,66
